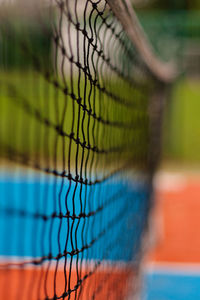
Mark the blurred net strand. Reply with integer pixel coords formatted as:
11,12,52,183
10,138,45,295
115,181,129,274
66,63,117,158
107,0,177,83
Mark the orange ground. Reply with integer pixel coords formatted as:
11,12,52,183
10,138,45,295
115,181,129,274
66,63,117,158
0,265,133,300
147,173,200,264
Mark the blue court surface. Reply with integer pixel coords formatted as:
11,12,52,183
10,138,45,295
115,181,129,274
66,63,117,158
142,265,200,300
0,170,150,263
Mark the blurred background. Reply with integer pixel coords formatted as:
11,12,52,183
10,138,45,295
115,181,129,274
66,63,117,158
135,0,200,164
135,0,200,299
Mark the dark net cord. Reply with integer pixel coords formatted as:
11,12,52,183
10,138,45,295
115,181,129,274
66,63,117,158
0,0,169,299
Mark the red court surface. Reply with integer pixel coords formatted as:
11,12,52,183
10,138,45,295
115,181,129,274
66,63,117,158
147,172,200,264
0,266,133,300
142,172,200,300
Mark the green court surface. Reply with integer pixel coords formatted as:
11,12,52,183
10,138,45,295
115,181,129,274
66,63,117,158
0,71,149,168
163,78,200,163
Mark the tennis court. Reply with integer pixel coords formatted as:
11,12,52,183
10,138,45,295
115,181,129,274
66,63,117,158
1,0,199,299
0,0,173,298
143,172,200,300
0,170,150,299
142,75,200,299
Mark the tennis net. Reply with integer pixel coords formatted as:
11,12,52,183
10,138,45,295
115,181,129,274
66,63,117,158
0,0,175,299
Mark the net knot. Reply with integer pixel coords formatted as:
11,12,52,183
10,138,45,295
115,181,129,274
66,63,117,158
61,47,66,55
51,212,57,218
70,249,76,256
75,138,80,145
71,214,76,220
59,212,63,219
66,289,71,295
79,213,86,218
82,29,87,36
88,74,92,81
48,253,53,259
52,170,58,176
76,61,82,68
56,253,62,260
62,292,68,298
77,97,82,104
65,210,70,217
92,3,97,9
83,66,88,73
61,171,66,177
76,22,80,30
42,215,48,221
74,282,81,289
70,93,76,100
98,50,103,56
44,119,50,126
69,132,74,138
33,259,40,265
63,87,68,95
53,80,59,88
55,125,62,133
68,173,72,180
75,175,79,181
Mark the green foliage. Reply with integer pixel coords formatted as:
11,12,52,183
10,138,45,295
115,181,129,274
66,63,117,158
141,0,200,10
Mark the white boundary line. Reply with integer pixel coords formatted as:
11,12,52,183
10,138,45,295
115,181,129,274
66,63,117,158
145,262,200,275
0,256,132,271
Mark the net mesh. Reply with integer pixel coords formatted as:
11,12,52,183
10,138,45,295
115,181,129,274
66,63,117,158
0,0,166,299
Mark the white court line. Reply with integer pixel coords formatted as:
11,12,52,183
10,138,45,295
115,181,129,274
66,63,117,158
153,172,187,192
145,262,200,276
0,256,131,271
